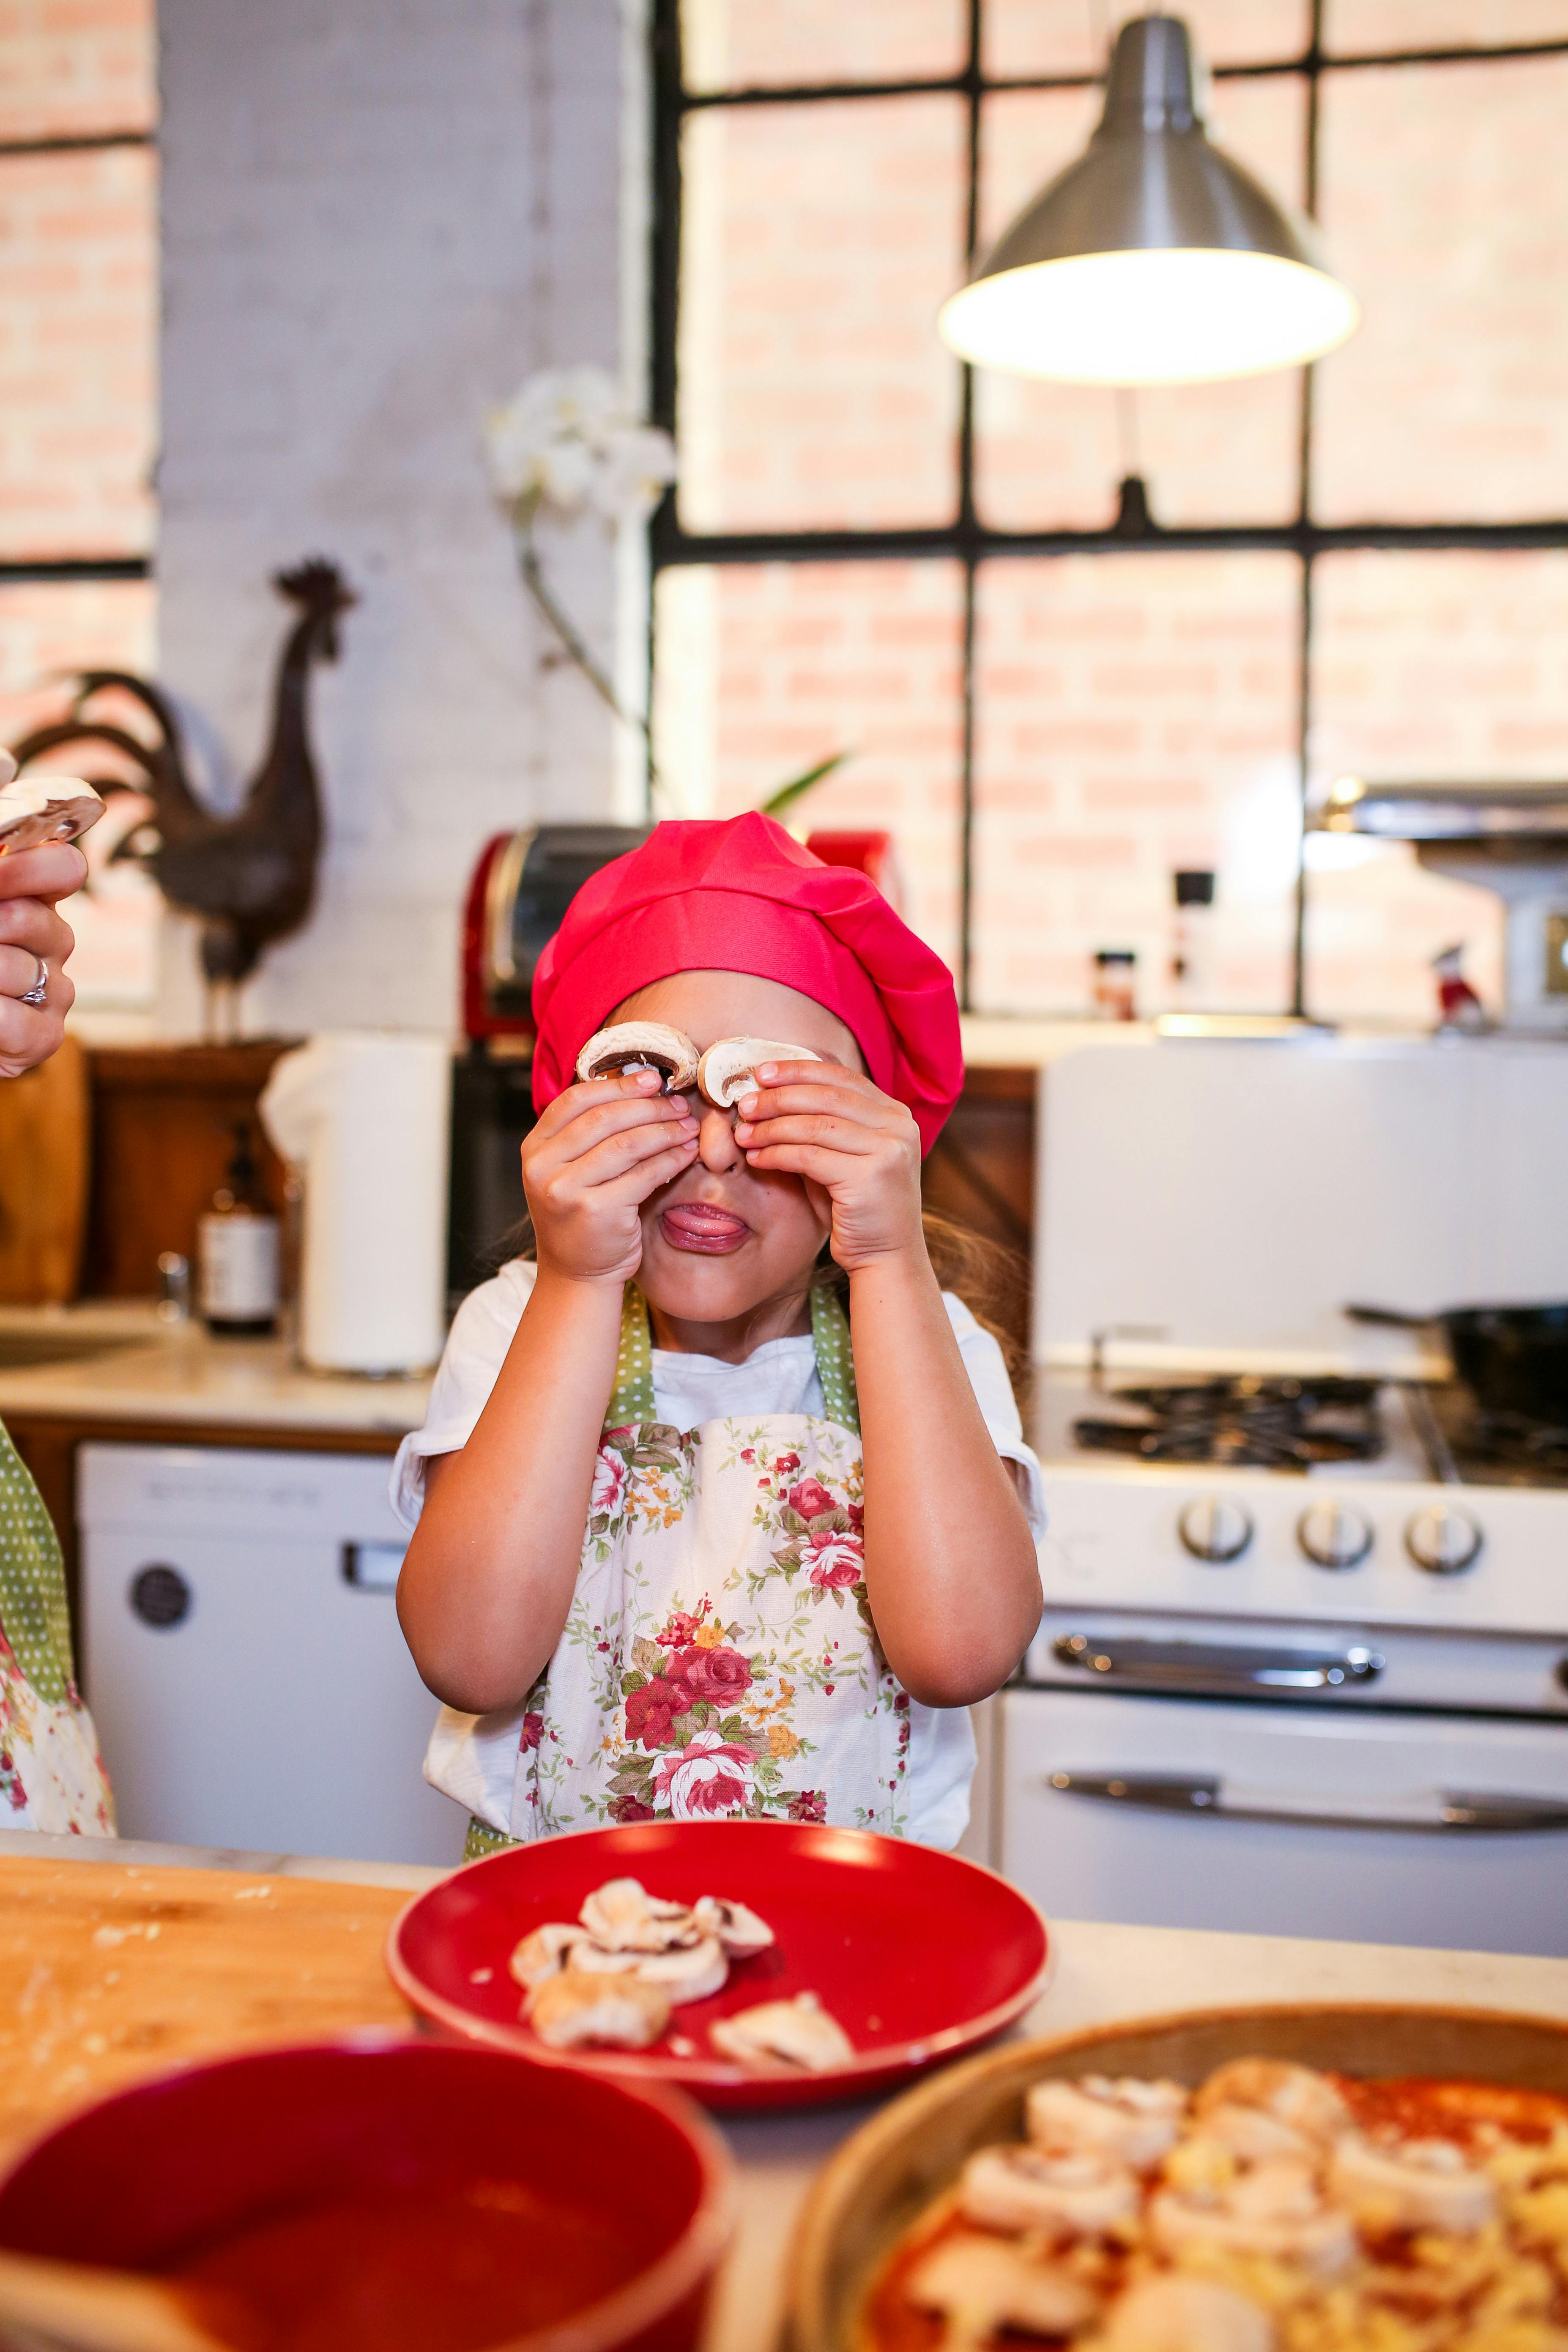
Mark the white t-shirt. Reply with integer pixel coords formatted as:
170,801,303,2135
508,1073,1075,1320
392,1260,1046,1850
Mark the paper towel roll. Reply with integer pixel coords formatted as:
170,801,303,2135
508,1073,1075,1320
260,1033,452,1376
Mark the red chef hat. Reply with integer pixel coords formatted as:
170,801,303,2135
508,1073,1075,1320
531,813,963,1154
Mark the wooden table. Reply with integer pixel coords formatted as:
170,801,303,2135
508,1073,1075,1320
2,1842,1567,2352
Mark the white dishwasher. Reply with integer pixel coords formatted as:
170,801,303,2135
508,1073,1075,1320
79,1443,462,1868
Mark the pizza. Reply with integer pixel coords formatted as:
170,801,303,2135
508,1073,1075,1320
861,2059,1568,2351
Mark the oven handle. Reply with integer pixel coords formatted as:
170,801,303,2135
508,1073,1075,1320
1045,1772,1568,1833
1051,1634,1385,1695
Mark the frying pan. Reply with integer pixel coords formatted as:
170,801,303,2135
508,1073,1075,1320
1345,1300,1568,1420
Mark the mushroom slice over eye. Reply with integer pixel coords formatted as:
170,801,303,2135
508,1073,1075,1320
508,1921,588,1990
1327,2133,1497,2232
1092,2274,1274,2352
696,1037,823,1108
1026,2076,1188,2171
575,1023,700,1092
577,1876,701,1952
906,2233,1101,2344
692,1895,775,1955
959,2144,1141,2239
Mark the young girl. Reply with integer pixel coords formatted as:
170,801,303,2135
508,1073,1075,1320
394,814,1044,1856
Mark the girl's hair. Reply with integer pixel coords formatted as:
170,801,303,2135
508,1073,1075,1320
491,1205,1031,1405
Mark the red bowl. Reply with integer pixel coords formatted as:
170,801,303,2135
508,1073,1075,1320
0,2034,734,2352
387,1820,1051,2113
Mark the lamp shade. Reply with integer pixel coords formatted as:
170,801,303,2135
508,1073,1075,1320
939,14,1359,386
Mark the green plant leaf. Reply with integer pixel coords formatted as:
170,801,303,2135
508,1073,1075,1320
758,749,854,820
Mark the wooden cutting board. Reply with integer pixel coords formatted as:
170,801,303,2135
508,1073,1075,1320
0,1855,413,2158
0,1036,90,1304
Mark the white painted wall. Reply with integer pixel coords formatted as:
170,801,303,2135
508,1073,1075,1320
156,0,645,1037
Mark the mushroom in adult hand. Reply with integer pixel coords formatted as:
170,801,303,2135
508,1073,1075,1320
575,1023,700,1093
0,774,104,855
696,1037,822,1108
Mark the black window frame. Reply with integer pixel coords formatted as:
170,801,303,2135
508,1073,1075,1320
647,2,1568,1015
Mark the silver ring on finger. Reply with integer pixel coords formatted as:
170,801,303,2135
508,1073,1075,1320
19,954,48,1008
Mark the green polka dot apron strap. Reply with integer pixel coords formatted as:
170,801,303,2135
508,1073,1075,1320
0,1421,116,1835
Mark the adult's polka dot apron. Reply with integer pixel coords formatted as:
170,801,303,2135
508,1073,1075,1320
436,1283,910,1862
0,1423,115,1835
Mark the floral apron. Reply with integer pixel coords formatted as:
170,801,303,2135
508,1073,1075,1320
428,1286,911,1861
0,1424,115,1835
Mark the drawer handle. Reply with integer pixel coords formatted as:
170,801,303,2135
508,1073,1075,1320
1052,1634,1384,1694
1045,1770,1568,1833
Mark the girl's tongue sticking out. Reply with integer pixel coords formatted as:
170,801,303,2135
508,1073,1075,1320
659,1199,752,1255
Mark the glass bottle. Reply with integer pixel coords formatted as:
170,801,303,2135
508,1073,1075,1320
198,1121,281,1337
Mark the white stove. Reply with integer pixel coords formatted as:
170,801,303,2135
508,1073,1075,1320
999,1035,1568,1957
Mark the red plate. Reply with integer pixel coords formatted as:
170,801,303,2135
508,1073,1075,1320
386,1821,1051,2112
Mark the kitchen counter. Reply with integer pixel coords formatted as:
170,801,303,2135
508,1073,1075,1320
0,1303,432,1438
1,1835,1565,2352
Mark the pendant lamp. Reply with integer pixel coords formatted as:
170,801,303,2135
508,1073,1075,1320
939,14,1358,385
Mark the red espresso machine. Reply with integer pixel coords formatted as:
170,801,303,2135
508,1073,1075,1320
448,824,899,1300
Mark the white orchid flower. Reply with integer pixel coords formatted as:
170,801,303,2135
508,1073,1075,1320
483,364,678,528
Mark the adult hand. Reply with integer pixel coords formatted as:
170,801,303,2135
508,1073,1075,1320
0,842,85,1080
733,1060,924,1273
521,1068,699,1285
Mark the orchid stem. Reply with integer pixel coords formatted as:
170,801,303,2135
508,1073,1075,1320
517,529,663,810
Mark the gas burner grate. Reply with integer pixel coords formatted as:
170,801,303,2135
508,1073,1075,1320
1073,1375,1385,1473
1448,1407,1568,1486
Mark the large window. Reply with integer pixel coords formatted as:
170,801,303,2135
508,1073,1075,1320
0,0,159,1013
650,1,1568,1024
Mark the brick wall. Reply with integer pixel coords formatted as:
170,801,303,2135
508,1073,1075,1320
156,0,635,1038
668,11,1562,1027
0,0,158,1013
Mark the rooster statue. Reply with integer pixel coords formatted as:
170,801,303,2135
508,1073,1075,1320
8,558,355,1013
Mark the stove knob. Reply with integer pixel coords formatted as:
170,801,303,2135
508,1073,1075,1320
1177,1495,1253,1563
1405,1503,1483,1576
1297,1501,1374,1571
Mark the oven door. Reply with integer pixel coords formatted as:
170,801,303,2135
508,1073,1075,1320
1001,1689,1568,1956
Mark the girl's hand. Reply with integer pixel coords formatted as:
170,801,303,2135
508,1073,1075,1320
522,1069,699,1284
733,1061,923,1272
0,842,85,1080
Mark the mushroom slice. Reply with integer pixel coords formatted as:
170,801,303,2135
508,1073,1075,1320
692,1895,775,1956
0,774,104,854
571,1935,729,2007
577,1876,700,1952
1198,2101,1316,2166
1327,2133,1497,2233
507,1920,588,1991
1026,2076,1188,2171
1092,2274,1274,2352
959,2145,1140,2239
1149,2160,1356,2278
696,1037,822,1108
1193,2059,1351,2147
906,2233,1100,2344
575,1023,700,1093
709,1991,854,2072
525,1968,670,2051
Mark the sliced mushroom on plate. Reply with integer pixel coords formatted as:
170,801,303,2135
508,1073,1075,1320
575,1023,700,1093
709,1991,854,2073
696,1037,823,1107
525,1969,671,2051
